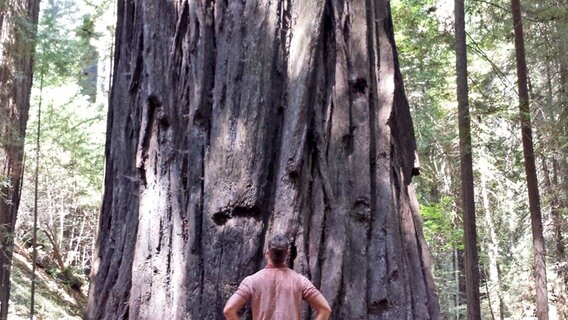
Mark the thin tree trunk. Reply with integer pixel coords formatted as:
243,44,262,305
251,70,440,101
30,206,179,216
552,158,568,320
551,159,566,263
42,228,66,272
87,1,440,319
0,0,40,318
59,191,64,251
554,23,568,292
454,248,461,320
543,155,567,278
550,5,568,274
510,0,549,318
483,269,496,320
479,163,505,320
454,0,481,318
543,60,566,287
66,210,86,267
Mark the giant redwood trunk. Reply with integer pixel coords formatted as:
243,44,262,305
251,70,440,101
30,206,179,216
87,0,440,319
0,0,40,318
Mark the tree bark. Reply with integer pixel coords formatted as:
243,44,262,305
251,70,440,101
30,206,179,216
0,0,40,318
510,0,549,319
87,1,440,319
454,0,481,319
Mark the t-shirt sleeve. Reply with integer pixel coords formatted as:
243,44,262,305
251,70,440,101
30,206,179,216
300,275,322,302
234,276,253,301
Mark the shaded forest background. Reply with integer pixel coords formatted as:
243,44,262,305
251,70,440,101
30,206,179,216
1,0,567,319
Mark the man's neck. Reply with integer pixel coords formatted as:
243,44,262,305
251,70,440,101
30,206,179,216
265,263,287,268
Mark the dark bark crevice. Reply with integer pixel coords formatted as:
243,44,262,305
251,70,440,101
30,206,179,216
128,32,144,92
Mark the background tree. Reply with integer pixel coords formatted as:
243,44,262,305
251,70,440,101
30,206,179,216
522,1,568,315
392,0,568,318
6,0,113,318
86,0,440,319
511,0,549,318
391,1,466,317
0,0,40,318
16,0,108,276
454,0,481,318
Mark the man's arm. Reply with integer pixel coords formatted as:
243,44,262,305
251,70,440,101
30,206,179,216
223,293,248,320
307,294,331,320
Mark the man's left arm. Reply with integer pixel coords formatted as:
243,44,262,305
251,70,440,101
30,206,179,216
301,275,331,319
223,293,248,320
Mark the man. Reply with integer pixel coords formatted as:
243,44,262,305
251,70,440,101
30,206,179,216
223,234,331,320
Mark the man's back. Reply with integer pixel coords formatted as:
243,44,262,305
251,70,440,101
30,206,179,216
223,234,330,320
235,265,321,320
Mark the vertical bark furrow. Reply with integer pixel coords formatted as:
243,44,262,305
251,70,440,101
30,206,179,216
315,1,351,309
408,184,441,317
186,2,218,318
206,0,279,219
339,1,372,318
270,0,325,234
398,167,430,318
364,0,390,318
307,175,325,286
128,1,179,318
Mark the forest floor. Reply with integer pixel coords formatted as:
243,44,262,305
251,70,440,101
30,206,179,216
8,244,87,320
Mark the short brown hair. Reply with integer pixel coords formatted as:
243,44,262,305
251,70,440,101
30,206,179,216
268,234,289,264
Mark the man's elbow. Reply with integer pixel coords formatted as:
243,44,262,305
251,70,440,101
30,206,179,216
318,304,332,317
223,305,232,318
223,305,233,318
322,305,332,315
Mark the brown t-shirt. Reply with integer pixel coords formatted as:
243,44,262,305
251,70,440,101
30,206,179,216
234,264,322,320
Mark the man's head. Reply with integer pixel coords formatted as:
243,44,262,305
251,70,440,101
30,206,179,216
267,234,290,265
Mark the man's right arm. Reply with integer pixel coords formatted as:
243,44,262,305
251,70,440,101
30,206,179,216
307,294,331,320
223,294,248,320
